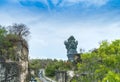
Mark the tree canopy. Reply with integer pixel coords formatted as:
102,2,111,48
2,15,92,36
8,23,30,40
0,24,30,61
72,40,120,82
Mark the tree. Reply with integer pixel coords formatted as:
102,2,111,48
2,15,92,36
0,26,8,56
29,59,41,76
0,24,30,61
102,71,120,82
8,23,30,40
75,39,120,82
45,65,56,77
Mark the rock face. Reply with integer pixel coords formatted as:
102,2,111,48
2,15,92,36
0,62,20,82
15,40,29,82
0,39,29,82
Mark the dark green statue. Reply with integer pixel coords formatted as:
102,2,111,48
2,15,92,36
64,36,78,61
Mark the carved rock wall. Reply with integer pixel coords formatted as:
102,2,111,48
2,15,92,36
0,62,20,82
0,40,29,82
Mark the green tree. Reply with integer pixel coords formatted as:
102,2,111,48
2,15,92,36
102,71,120,82
0,26,8,57
45,65,56,77
0,24,30,61
29,59,41,76
76,40,120,82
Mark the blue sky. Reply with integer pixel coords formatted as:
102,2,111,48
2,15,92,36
0,0,120,60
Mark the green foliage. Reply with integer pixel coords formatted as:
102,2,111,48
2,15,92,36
0,24,29,61
45,65,56,77
75,40,120,82
29,58,73,78
45,60,73,78
102,71,120,82
29,59,41,69
0,26,9,58
0,26,7,47
29,59,41,76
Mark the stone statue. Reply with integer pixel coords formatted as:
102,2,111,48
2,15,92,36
64,36,78,61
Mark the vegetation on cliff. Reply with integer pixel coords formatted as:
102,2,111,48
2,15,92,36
0,23,30,82
0,23,30,61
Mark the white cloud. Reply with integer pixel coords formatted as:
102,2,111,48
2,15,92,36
1,13,120,59
0,1,120,60
66,0,108,4
83,0,109,6
59,0,109,7
16,0,109,8
26,15,120,59
51,0,59,5
8,0,19,3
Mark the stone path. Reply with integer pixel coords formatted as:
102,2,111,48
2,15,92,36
39,69,56,82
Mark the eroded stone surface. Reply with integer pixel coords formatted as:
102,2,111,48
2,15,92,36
0,62,20,82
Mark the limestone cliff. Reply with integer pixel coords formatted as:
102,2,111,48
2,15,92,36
0,61,20,82
14,40,29,82
0,39,29,82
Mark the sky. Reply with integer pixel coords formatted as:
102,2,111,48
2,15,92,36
0,0,120,60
